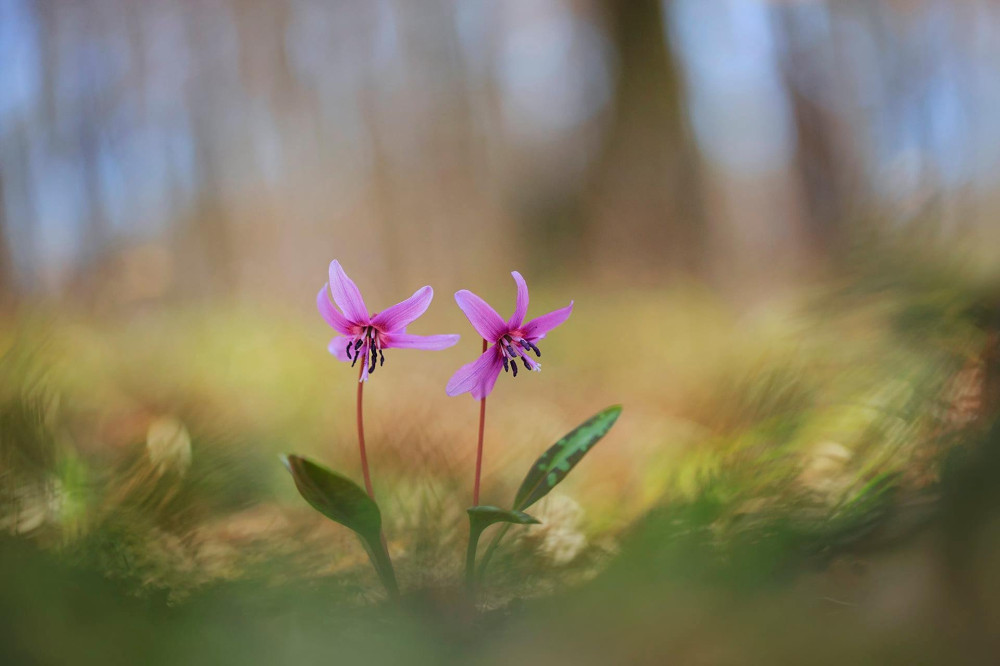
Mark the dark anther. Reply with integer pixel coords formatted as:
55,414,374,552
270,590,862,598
354,338,363,351
511,361,518,377
368,356,376,374
502,357,510,373
351,349,360,367
525,340,541,357
346,341,353,360
379,349,385,366
370,344,377,367
521,357,531,372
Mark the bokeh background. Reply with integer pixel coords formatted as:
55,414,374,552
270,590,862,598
4,0,1000,300
3,1,1000,664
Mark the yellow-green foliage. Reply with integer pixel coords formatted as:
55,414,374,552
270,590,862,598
0,253,990,596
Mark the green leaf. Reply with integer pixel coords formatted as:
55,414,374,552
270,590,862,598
513,405,622,510
281,455,397,597
467,505,540,530
282,455,381,538
465,506,539,593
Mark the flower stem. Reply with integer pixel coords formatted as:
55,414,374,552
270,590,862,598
356,361,393,594
465,525,481,594
473,338,488,506
356,361,375,499
476,522,511,584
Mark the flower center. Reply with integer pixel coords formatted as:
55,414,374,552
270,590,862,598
497,333,541,377
346,325,385,374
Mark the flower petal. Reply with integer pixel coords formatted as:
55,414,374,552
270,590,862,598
508,271,529,328
446,348,503,398
473,355,505,400
455,290,507,342
328,260,369,323
371,286,433,332
383,332,460,351
521,301,574,340
317,285,356,335
327,336,356,362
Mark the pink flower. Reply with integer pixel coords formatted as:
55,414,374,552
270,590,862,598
446,271,573,399
317,260,460,381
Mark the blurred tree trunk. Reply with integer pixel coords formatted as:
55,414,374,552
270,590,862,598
773,7,852,261
785,88,845,254
78,128,111,268
0,126,36,299
584,0,705,279
172,3,237,299
0,171,14,310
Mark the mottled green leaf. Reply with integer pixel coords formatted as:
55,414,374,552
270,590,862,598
513,405,622,510
281,454,397,597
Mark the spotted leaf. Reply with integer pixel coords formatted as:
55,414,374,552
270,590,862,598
512,405,622,511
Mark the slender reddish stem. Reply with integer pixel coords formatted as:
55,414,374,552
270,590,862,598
472,338,488,506
356,359,391,572
356,361,375,499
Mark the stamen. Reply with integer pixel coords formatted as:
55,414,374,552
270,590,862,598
511,360,518,378
351,346,361,367
521,357,531,372
354,338,363,351
346,341,353,360
502,356,509,373
379,349,385,366
525,340,541,357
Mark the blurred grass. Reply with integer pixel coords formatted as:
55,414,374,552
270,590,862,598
2,243,1000,663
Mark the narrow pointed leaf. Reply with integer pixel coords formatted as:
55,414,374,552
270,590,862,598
513,405,622,510
467,505,540,531
282,454,398,596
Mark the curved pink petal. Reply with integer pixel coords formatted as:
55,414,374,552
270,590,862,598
383,332,460,351
327,336,356,362
328,260,369,323
455,290,507,342
317,285,356,335
371,286,433,332
508,271,529,328
446,348,503,398
473,355,504,399
521,301,574,340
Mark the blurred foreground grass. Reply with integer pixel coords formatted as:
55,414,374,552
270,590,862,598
2,246,1000,664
